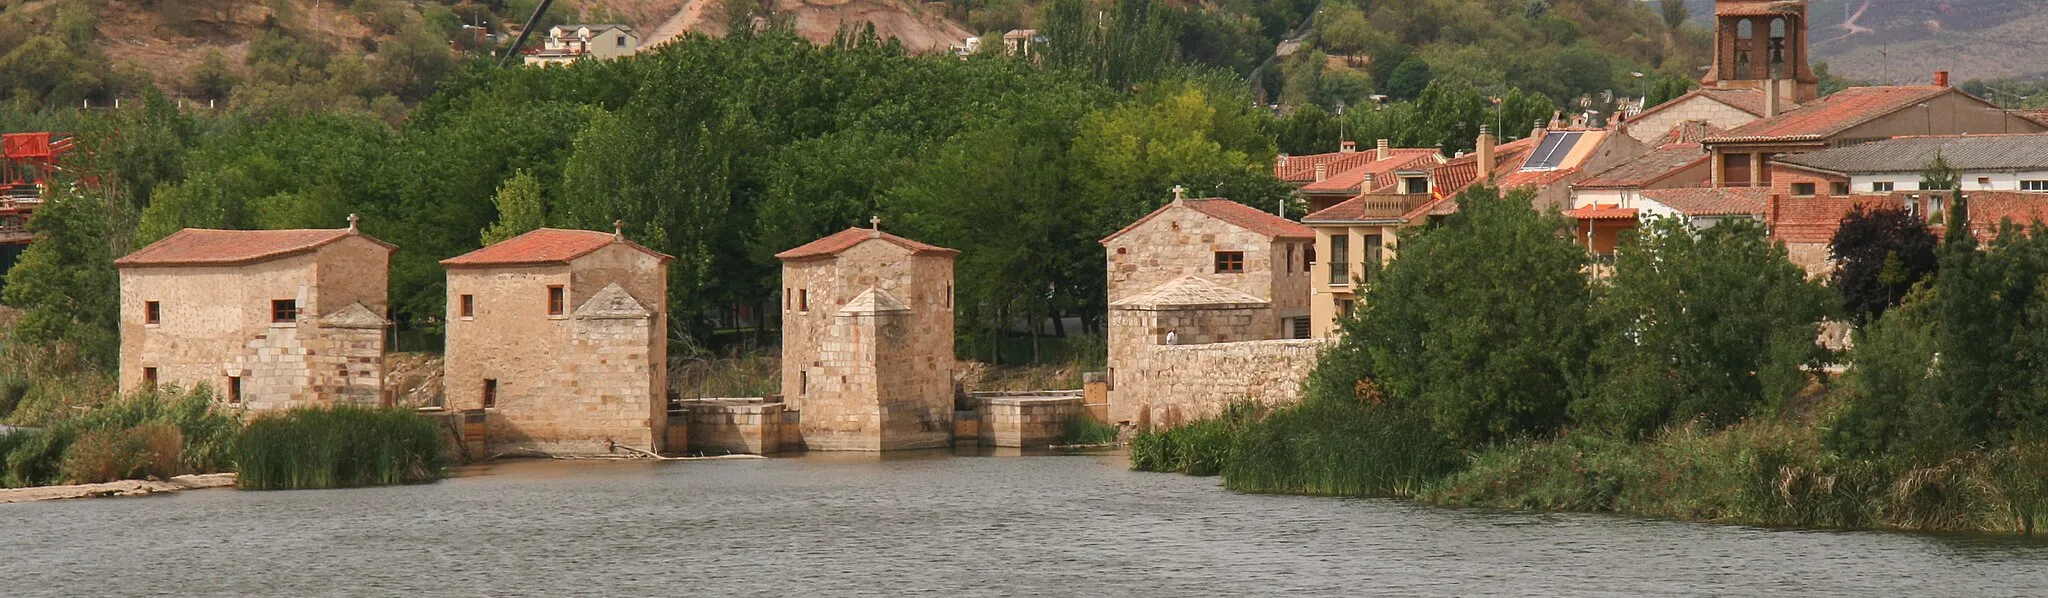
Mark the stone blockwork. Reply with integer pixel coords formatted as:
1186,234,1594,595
681,399,790,454
779,228,957,451
117,229,394,411
971,392,1086,448
1102,198,1314,337
1118,338,1326,430
442,229,672,456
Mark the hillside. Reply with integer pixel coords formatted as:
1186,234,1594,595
1664,0,2048,83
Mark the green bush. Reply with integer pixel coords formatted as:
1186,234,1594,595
1224,400,1459,497
0,386,240,488
1061,415,1118,446
235,405,446,490
58,424,183,484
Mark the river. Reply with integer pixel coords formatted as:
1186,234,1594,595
4,450,2046,597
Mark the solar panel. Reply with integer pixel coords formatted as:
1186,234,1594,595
1522,132,1583,171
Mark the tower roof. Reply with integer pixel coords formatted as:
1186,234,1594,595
441,228,673,267
116,228,394,268
776,227,959,261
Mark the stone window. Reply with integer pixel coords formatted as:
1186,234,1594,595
1329,235,1350,284
1286,245,1296,273
271,299,298,323
227,376,242,404
945,284,953,309
143,367,157,387
548,285,566,316
1791,182,1816,196
460,294,475,319
2023,180,2048,192
1214,251,1245,273
799,289,810,312
1872,181,1895,192
799,371,809,396
483,379,498,408
145,301,161,325
1831,182,1850,195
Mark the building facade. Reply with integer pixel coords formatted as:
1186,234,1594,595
441,227,672,455
1101,194,1314,339
116,222,394,410
777,225,957,451
524,24,639,65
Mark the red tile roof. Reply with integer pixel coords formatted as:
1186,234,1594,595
1564,204,1638,220
1432,136,1538,197
1574,143,1709,189
1275,150,1380,183
1715,0,1806,17
1640,187,1771,217
1301,194,1430,223
1766,191,2048,245
1298,149,1441,195
1704,86,1952,144
2014,109,2048,128
442,228,673,267
775,227,960,260
1649,121,1724,147
1632,89,1768,126
116,228,393,267
1103,198,1312,243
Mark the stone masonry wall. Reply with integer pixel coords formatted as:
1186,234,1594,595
1626,96,1761,145
1105,202,1312,327
1106,304,1276,424
781,237,954,451
1123,338,1326,430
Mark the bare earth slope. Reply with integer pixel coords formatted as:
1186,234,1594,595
639,0,971,54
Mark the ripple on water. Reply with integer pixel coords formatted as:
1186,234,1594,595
3,453,2048,597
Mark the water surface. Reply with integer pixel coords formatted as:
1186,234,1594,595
5,451,2046,597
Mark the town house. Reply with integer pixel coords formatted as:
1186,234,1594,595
440,226,672,455
1101,191,1314,339
116,219,394,410
523,24,639,66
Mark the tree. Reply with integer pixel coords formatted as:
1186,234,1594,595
480,170,546,245
1,189,120,369
1338,186,1593,446
1659,0,1690,31
1575,217,1837,439
1920,151,1960,192
1829,206,1938,323
186,48,241,101
1384,57,1432,102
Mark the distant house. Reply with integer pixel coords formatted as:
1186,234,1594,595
1564,187,1772,258
440,226,673,455
1001,29,1041,56
116,220,395,410
1101,193,1315,340
524,24,639,66
1623,88,1768,145
1769,190,2048,274
1701,80,2047,188
1771,134,2048,195
1495,123,1649,211
1278,140,1443,214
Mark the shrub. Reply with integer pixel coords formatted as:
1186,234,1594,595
58,424,183,484
1061,415,1118,446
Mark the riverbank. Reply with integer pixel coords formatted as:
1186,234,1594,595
0,472,235,503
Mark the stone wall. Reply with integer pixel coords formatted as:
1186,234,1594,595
1627,95,1762,144
1103,202,1312,328
781,237,954,451
1106,304,1276,424
1120,338,1326,430
682,400,787,454
972,392,1086,448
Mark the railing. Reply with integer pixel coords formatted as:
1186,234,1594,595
1348,193,1432,219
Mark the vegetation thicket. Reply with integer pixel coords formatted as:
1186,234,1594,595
1136,184,2048,534
235,405,447,490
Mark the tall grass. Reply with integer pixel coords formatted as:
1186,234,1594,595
1,387,240,487
1129,402,1266,476
235,405,446,490
1061,415,1119,446
1223,401,1461,497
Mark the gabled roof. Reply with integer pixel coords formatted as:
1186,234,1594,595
1649,120,1724,147
116,228,394,268
1771,134,2048,175
1574,143,1709,190
1703,86,1953,144
1631,88,1768,125
1640,187,1771,217
1275,150,1382,183
574,283,653,319
1101,198,1312,243
776,227,959,260
839,287,911,315
1297,149,1441,194
442,228,674,267
1432,136,1539,197
1109,276,1269,310
2014,109,2048,128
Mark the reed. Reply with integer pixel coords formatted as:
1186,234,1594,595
234,405,446,490
1222,400,1461,497
1061,415,1119,446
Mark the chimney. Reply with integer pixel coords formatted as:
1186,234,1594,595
1340,141,1357,153
1934,70,1950,87
1276,153,1289,170
1376,138,1391,161
1765,78,1782,118
1531,119,1547,140
1476,126,1497,182
1313,163,1328,182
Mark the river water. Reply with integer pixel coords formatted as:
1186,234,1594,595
5,450,2047,597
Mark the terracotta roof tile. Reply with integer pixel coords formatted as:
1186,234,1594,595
1575,143,1709,189
1301,193,1433,223
2014,109,2048,128
1102,198,1311,243
1765,191,2048,245
1298,149,1442,194
1715,0,1806,17
1649,121,1725,147
116,228,392,267
442,228,673,267
1275,150,1380,183
1564,204,1638,220
1640,187,1771,217
1432,136,1538,197
1705,86,1952,144
775,227,959,260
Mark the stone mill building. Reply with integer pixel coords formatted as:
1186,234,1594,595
776,223,958,451
440,226,673,455
116,218,395,410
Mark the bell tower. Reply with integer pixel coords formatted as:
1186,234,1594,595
1702,0,1818,104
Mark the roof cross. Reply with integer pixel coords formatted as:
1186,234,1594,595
347,213,360,232
1171,184,1186,202
870,214,883,238
613,219,624,241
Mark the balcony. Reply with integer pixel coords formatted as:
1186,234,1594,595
1314,192,1432,222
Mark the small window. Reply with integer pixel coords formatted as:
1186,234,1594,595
1872,181,1895,192
483,379,498,408
1338,299,1356,315
144,301,161,325
2023,180,2048,192
1363,234,1385,284
143,367,158,387
1791,182,1816,196
271,299,298,323
1403,176,1429,194
799,289,809,312
1830,182,1850,195
784,288,792,311
616,35,627,47
460,294,475,319
547,285,565,316
945,284,953,309
799,371,809,396
1214,251,1246,273
1286,245,1296,274
1329,235,1350,284
1978,177,1993,187
1305,244,1316,269
227,376,241,404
